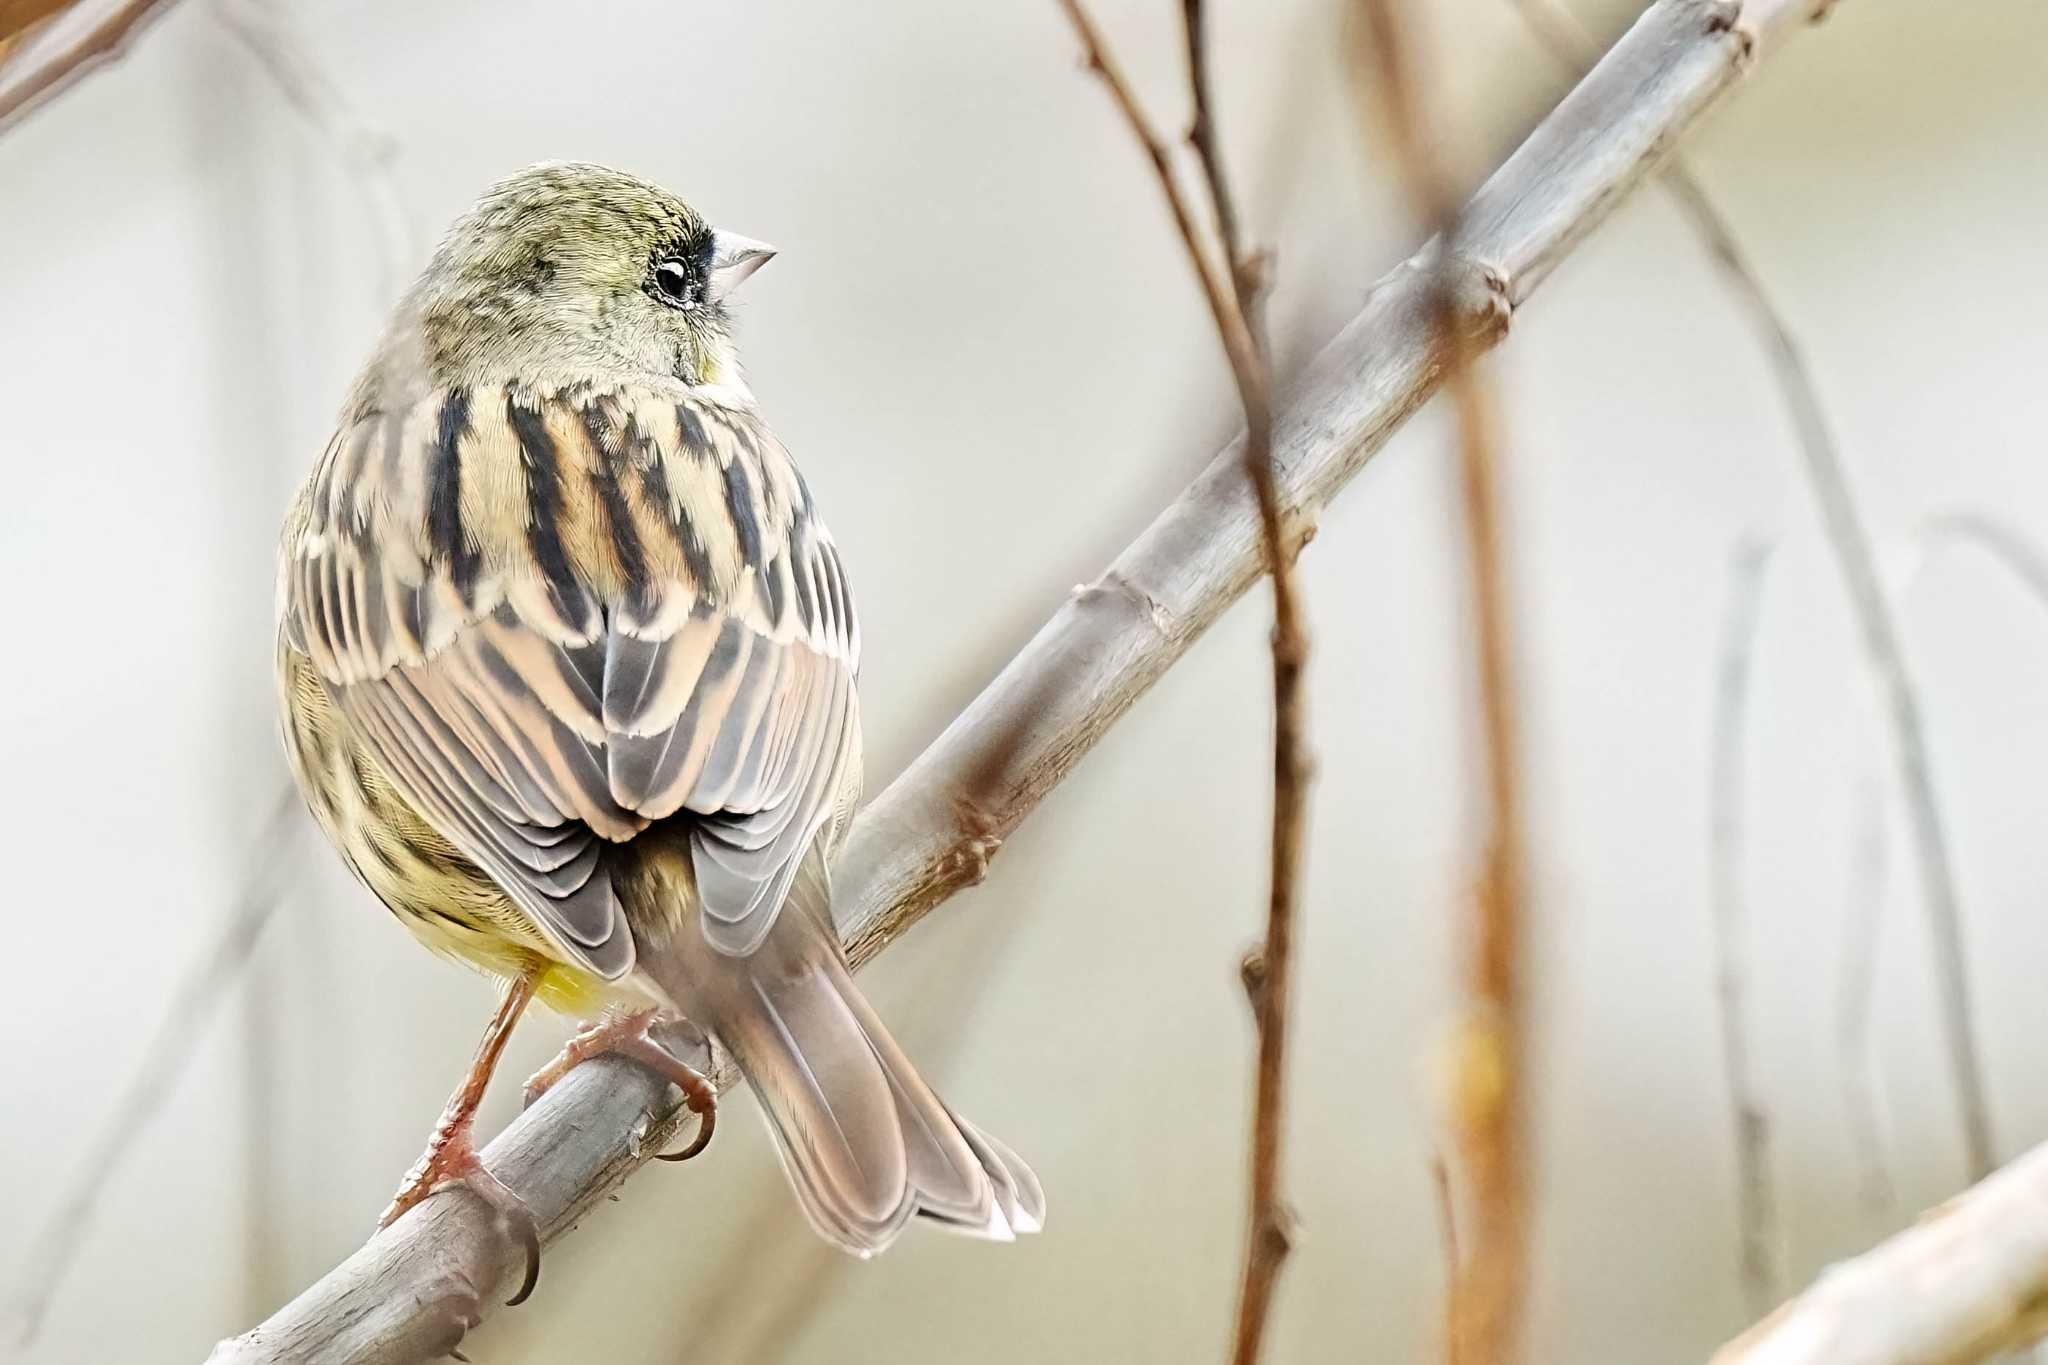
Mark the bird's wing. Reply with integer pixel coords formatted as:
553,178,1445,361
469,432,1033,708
280,381,861,975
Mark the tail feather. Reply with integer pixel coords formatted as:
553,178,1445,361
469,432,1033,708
713,945,1039,1257
623,834,1042,1256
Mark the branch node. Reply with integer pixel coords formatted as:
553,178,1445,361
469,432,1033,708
1239,947,1269,1012
1697,0,1758,66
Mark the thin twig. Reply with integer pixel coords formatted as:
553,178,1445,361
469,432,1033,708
1433,1156,1462,1365
1837,767,1896,1215
0,0,183,135
210,6,1833,1356
1506,0,1996,1186
1177,3,1311,1359
1922,512,2048,613
1050,7,1307,1357
1049,0,1260,392
3,790,300,1353
1358,2,1529,1361
1708,534,1783,1315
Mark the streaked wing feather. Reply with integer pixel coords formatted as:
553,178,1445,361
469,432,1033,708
282,383,859,975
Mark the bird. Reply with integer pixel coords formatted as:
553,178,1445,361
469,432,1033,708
274,161,1043,1293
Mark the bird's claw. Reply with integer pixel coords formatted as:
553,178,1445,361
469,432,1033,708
522,1009,718,1160
377,1128,542,1306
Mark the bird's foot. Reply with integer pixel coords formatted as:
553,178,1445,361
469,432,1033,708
377,1116,542,1306
523,1009,719,1161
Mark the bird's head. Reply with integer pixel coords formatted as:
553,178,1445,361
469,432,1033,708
365,161,775,409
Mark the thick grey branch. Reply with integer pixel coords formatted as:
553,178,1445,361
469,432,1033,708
1711,1133,2048,1364
207,2,1833,1360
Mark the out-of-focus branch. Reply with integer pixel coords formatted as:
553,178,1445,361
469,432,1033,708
210,0,410,297
1837,768,1895,1214
1506,0,1996,1184
1711,1134,2048,1365
208,4,1835,1359
1707,534,1784,1314
1828,510,2048,1213
0,0,71,46
2,791,300,1353
1358,1,1527,1359
0,0,182,135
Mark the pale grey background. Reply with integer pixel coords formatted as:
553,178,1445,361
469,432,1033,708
3,0,2046,1360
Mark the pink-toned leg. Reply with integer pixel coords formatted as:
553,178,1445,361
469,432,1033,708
379,969,544,1305
523,1009,718,1161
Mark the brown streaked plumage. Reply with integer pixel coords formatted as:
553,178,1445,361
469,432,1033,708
277,162,1041,1260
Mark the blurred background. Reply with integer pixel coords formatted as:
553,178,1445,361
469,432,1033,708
3,0,2046,1359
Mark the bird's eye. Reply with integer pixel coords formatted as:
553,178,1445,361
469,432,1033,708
652,259,696,309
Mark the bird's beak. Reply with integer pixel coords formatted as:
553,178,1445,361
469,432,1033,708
708,230,777,301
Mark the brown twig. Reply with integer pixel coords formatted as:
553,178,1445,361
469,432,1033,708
1708,534,1784,1315
1052,4,1309,1359
0,0,72,45
1505,0,1996,1185
1358,2,1528,1361
1178,6,1310,1361
0,0,183,134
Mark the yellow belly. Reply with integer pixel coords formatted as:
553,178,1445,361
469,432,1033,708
276,641,631,1018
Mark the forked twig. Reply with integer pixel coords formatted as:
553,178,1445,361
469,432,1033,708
1358,2,1529,1359
1050,5,1309,1359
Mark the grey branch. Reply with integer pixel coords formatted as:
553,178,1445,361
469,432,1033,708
207,2,1835,1360
1710,1133,2048,1364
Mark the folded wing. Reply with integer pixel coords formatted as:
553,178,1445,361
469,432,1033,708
279,381,861,976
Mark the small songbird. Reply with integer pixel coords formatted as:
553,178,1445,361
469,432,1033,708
275,162,1042,1280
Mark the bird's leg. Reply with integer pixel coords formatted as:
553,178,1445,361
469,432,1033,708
522,1008,719,1162
378,966,546,1303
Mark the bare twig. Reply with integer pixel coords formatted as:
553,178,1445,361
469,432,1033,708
0,0,183,135
1049,8,1307,1357
1179,2,1309,1358
1506,0,1996,1185
209,6,1833,1358
1708,534,1783,1314
1712,1134,2048,1365
3,790,299,1353
1357,1,1529,1360
1921,513,2048,613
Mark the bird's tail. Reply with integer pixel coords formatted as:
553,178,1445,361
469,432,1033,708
714,938,1044,1256
628,843,1043,1257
